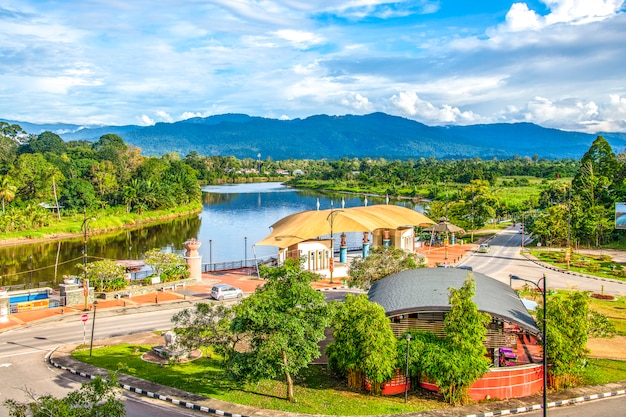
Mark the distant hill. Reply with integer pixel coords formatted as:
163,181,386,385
4,113,626,160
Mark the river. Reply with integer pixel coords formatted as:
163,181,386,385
0,182,424,288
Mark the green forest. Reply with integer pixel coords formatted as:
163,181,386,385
2,121,625,249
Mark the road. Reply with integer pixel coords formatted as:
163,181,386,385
0,302,223,417
1,228,625,416
523,395,626,416
458,225,626,295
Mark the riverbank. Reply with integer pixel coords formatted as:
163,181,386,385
0,203,202,248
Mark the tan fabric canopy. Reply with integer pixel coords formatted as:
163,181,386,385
256,205,435,249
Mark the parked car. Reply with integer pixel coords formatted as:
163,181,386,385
478,243,490,253
210,284,243,301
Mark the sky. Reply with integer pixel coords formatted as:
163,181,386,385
1,0,625,133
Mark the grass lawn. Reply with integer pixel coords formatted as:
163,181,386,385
72,345,447,416
530,249,626,283
583,359,626,385
73,341,626,415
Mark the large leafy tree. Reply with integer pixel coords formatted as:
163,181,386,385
348,246,425,289
77,259,127,292
414,275,491,405
172,303,240,361
11,153,63,201
3,373,124,417
448,180,498,231
230,259,330,402
572,136,618,210
538,291,614,389
144,248,188,282
325,294,397,394
24,131,67,155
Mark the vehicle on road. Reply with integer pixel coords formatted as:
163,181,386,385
478,243,490,253
210,284,243,300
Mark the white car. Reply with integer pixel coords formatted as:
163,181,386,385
210,284,243,301
478,243,490,253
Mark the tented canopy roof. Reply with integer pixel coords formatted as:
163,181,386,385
256,205,435,249
423,216,465,234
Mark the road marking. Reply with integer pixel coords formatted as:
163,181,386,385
0,363,11,367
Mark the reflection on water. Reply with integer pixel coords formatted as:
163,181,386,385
1,182,424,288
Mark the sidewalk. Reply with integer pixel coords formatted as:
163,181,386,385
6,242,626,417
0,242,479,333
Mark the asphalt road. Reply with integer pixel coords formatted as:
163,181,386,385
458,225,626,295
1,228,625,416
0,303,219,417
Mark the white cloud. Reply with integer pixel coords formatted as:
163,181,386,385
501,3,542,32
338,92,374,112
544,0,623,24
390,91,482,125
155,111,173,123
139,115,155,125
495,0,624,33
273,29,326,49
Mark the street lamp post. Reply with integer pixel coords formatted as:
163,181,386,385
82,214,94,311
405,333,411,403
510,274,547,417
209,239,213,271
89,300,99,356
326,202,341,284
244,236,247,268
29,255,33,289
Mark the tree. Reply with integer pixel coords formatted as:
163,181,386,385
171,303,240,361
230,259,330,402
60,178,98,210
0,175,17,213
448,180,498,231
143,248,189,282
414,274,491,405
325,294,397,394
3,372,124,417
572,136,618,209
538,291,613,389
77,259,127,292
348,246,425,289
90,160,119,205
25,131,67,155
11,153,63,201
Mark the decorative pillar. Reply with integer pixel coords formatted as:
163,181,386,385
339,233,347,263
184,238,202,282
362,232,371,258
0,288,9,323
383,229,391,247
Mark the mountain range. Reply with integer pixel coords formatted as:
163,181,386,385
4,113,626,160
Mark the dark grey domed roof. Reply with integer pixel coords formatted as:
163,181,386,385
368,268,540,334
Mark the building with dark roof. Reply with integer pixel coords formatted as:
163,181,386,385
367,268,544,400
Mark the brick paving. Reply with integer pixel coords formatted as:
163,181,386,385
0,242,478,333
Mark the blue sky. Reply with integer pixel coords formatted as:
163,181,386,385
1,0,625,133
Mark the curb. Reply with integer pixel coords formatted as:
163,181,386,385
47,347,252,417
461,389,626,417
47,345,626,417
521,253,626,288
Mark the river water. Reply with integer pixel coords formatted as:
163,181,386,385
0,182,423,288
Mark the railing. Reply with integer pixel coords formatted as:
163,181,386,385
202,255,276,273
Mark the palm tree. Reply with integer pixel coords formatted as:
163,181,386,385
0,175,17,214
